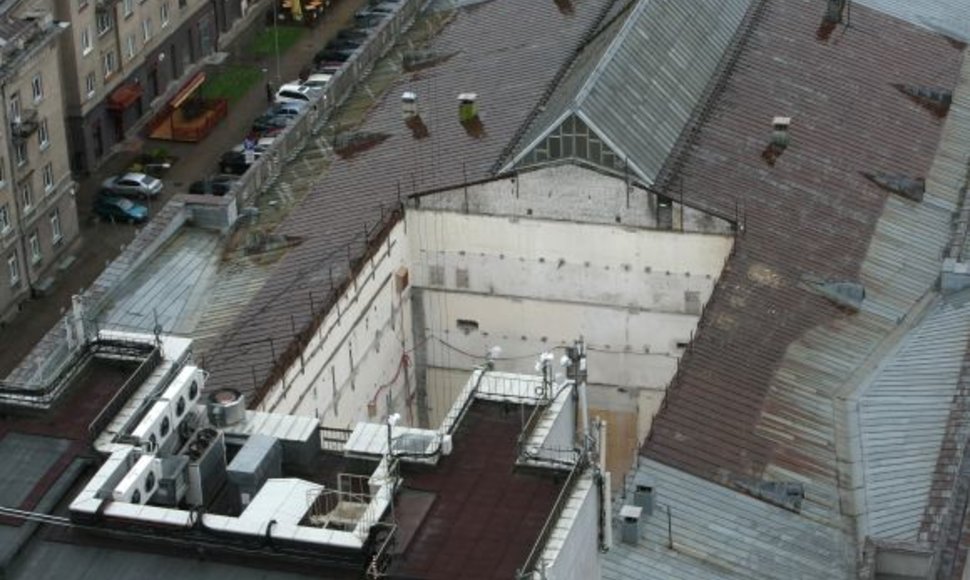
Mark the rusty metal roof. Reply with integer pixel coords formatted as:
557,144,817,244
202,0,616,395
642,0,965,526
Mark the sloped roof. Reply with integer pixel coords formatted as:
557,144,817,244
505,0,755,183
202,0,616,395
642,0,965,530
602,459,853,580
853,291,970,544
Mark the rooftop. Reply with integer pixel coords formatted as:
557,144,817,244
201,0,616,398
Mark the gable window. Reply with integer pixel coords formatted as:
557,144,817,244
7,255,19,286
31,74,43,102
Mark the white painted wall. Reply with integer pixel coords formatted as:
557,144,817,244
414,163,733,234
258,222,417,429
540,472,602,580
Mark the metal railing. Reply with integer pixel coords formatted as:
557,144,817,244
516,453,589,579
320,426,353,451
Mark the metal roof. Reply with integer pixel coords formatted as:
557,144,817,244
642,0,965,531
506,0,756,183
602,459,853,580
852,0,970,41
0,433,70,507
202,0,616,396
853,291,970,544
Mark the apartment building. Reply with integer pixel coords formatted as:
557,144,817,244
0,0,78,324
55,0,224,172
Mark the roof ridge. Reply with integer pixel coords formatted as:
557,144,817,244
571,0,650,106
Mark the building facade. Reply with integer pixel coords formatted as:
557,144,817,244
54,0,221,173
0,0,79,324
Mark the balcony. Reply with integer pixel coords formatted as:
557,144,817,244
10,108,38,140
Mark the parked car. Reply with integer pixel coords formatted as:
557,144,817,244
326,39,362,51
336,29,370,42
251,114,293,136
189,175,238,196
275,83,318,104
100,172,163,198
94,195,149,223
315,62,344,75
231,137,276,156
269,101,309,118
219,151,252,175
301,73,332,90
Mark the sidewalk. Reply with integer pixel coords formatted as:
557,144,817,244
0,0,369,376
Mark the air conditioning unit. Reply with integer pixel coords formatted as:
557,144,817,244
112,454,161,504
132,401,176,453
181,428,227,507
153,455,190,507
162,365,204,420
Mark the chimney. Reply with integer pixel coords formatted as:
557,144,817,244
824,0,845,23
458,93,478,122
619,505,642,545
402,91,417,118
771,117,791,148
633,473,656,517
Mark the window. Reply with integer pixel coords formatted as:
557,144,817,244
97,11,112,36
20,182,32,212
102,50,116,78
42,163,53,192
78,0,89,10
31,74,43,102
123,0,133,17
38,118,49,149
0,204,9,232
125,35,135,60
28,231,40,264
7,255,19,286
85,72,96,98
142,18,152,42
50,209,61,243
0,159,5,185
81,26,91,54
15,142,26,166
160,1,169,26
8,92,20,122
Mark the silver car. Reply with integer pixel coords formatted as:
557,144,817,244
101,172,164,198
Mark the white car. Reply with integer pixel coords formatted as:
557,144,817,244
231,137,276,158
301,73,332,91
101,172,163,198
275,84,319,104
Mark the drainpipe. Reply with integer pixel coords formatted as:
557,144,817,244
0,81,36,299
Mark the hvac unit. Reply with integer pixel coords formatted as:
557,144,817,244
131,400,176,453
227,435,282,507
162,365,204,420
112,454,161,504
181,428,227,507
152,455,190,507
206,388,246,427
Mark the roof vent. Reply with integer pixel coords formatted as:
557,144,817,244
458,93,485,138
206,388,246,427
554,0,574,14
892,84,952,117
802,275,866,312
762,117,791,166
619,505,642,545
633,473,656,516
824,0,845,23
734,479,805,513
402,92,417,118
862,172,925,202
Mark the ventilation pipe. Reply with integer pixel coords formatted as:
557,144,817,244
620,505,642,545
402,91,417,118
771,117,791,148
824,0,845,22
458,93,478,122
633,473,656,517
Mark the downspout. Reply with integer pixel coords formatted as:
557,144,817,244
0,81,36,298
